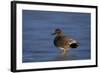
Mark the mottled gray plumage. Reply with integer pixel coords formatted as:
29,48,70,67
52,28,79,55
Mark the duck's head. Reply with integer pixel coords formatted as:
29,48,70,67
52,28,63,36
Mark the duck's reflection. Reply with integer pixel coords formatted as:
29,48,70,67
23,50,78,62
53,51,78,61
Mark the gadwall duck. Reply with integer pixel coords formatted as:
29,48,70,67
52,28,79,55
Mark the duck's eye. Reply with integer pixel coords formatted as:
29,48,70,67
70,43,79,48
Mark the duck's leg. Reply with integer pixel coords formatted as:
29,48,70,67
62,48,68,56
63,49,67,54
59,47,68,55
64,49,67,55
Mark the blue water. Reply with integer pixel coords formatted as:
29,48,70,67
22,10,91,63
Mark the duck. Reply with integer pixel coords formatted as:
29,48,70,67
52,28,79,55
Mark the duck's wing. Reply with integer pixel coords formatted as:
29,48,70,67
61,36,73,45
54,36,71,48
